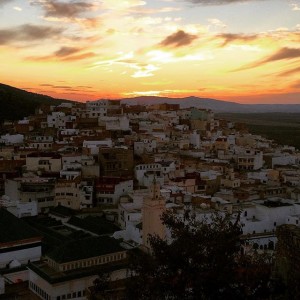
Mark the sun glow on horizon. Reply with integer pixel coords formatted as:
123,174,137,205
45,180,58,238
1,0,300,104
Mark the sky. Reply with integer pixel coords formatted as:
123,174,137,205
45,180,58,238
0,0,300,103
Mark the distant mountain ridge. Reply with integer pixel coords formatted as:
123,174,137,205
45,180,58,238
1,83,300,123
121,96,300,113
0,83,72,122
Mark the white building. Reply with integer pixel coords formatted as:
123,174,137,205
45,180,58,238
25,152,62,173
95,178,133,206
5,177,56,213
134,139,157,155
0,134,24,145
0,208,42,269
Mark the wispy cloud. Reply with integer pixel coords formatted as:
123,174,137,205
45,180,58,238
123,88,198,97
91,52,160,78
39,83,96,93
216,33,258,46
61,52,96,61
0,24,64,45
256,47,300,63
131,64,159,78
208,18,227,29
184,0,267,5
235,47,300,71
290,80,300,89
290,3,300,11
278,65,300,77
26,46,96,62
159,30,198,47
127,6,181,14
13,6,23,11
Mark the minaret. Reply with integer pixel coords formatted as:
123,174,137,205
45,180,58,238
142,178,166,249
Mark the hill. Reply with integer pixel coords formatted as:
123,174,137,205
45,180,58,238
122,96,300,113
0,83,72,122
1,83,300,123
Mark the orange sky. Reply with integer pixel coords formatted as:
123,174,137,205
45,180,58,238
1,0,300,103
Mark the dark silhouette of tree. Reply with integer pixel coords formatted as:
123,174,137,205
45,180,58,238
126,210,273,300
90,271,110,300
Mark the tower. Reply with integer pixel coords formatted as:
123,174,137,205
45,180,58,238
142,180,166,249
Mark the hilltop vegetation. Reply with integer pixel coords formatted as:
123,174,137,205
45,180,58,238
0,83,72,122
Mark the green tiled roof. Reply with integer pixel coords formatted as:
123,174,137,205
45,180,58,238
47,236,124,263
49,205,76,217
67,216,120,235
0,208,41,244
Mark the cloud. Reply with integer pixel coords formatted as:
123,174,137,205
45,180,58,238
208,18,227,29
26,46,96,62
235,47,300,71
183,0,267,5
290,80,300,89
0,0,13,7
61,52,96,61
217,33,258,46
131,64,159,78
54,46,81,57
278,66,300,77
39,83,96,93
290,3,300,11
127,6,181,14
101,0,146,10
123,88,198,97
258,47,300,63
159,30,198,47
0,24,64,45
30,0,98,18
13,6,22,11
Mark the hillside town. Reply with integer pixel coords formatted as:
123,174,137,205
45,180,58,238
0,99,300,299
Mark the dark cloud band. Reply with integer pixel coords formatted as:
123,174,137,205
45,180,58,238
0,24,64,45
30,0,96,18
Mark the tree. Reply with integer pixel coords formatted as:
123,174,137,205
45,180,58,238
126,210,272,300
90,271,110,300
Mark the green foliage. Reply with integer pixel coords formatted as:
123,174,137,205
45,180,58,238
247,124,300,151
216,113,300,150
126,210,274,300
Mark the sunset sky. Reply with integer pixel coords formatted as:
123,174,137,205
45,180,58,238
0,0,300,103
